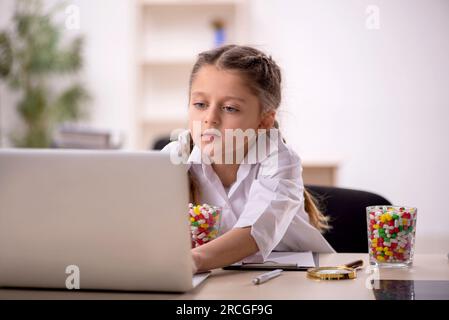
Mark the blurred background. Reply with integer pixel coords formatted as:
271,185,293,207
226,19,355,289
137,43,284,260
0,0,448,253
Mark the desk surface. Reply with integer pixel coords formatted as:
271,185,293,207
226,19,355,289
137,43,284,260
1,254,448,300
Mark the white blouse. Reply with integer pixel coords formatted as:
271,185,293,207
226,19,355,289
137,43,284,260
161,129,335,261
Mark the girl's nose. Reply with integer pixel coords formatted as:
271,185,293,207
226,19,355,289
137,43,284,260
204,104,220,126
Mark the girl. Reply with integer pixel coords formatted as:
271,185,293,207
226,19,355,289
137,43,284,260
162,45,335,273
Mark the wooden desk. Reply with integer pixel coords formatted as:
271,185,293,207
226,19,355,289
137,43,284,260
0,254,448,300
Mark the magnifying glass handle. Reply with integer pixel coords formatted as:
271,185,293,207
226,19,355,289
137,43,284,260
344,260,364,269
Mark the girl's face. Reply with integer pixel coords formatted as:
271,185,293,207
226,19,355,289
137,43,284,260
188,65,275,163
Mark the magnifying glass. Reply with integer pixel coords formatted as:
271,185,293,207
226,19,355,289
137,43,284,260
307,260,364,280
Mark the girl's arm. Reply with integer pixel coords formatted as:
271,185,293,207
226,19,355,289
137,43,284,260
191,227,259,273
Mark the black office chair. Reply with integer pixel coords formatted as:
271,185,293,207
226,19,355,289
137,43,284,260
305,185,392,253
152,136,172,150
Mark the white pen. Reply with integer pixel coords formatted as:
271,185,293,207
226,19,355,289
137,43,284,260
252,269,283,285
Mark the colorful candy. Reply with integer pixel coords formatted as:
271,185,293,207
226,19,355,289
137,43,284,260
367,206,417,266
189,203,221,248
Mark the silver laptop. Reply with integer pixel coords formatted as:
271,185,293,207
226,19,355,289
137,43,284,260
0,149,209,292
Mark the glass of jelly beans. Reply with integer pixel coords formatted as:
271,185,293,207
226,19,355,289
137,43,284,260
366,206,417,268
189,203,222,248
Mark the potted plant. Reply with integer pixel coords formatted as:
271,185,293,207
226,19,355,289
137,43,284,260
0,0,89,148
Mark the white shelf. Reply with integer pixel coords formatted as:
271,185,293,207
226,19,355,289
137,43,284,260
140,4,237,60
140,62,191,122
141,56,195,66
141,113,188,123
135,0,249,149
301,159,341,167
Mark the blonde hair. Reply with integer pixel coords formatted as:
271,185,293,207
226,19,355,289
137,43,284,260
187,44,330,234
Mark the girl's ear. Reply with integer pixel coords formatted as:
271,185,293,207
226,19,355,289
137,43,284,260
258,110,276,129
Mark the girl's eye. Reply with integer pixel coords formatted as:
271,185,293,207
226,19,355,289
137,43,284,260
193,103,206,109
222,105,239,113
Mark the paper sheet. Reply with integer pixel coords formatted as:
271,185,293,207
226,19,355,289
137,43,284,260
241,251,316,267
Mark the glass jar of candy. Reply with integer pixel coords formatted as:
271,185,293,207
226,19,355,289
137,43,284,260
367,206,417,268
189,203,222,248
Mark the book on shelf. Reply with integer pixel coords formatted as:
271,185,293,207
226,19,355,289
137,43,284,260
52,124,120,149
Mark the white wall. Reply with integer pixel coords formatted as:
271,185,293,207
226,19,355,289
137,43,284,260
1,0,448,252
249,0,449,252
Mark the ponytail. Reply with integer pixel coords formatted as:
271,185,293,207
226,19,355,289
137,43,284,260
304,188,331,233
188,134,201,205
188,170,200,205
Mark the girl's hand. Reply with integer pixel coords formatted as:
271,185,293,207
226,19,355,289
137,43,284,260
189,227,259,272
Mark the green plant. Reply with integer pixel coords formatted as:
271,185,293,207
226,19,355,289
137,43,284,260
0,0,89,148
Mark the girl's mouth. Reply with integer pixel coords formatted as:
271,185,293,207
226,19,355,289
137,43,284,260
201,130,221,143
201,134,218,142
